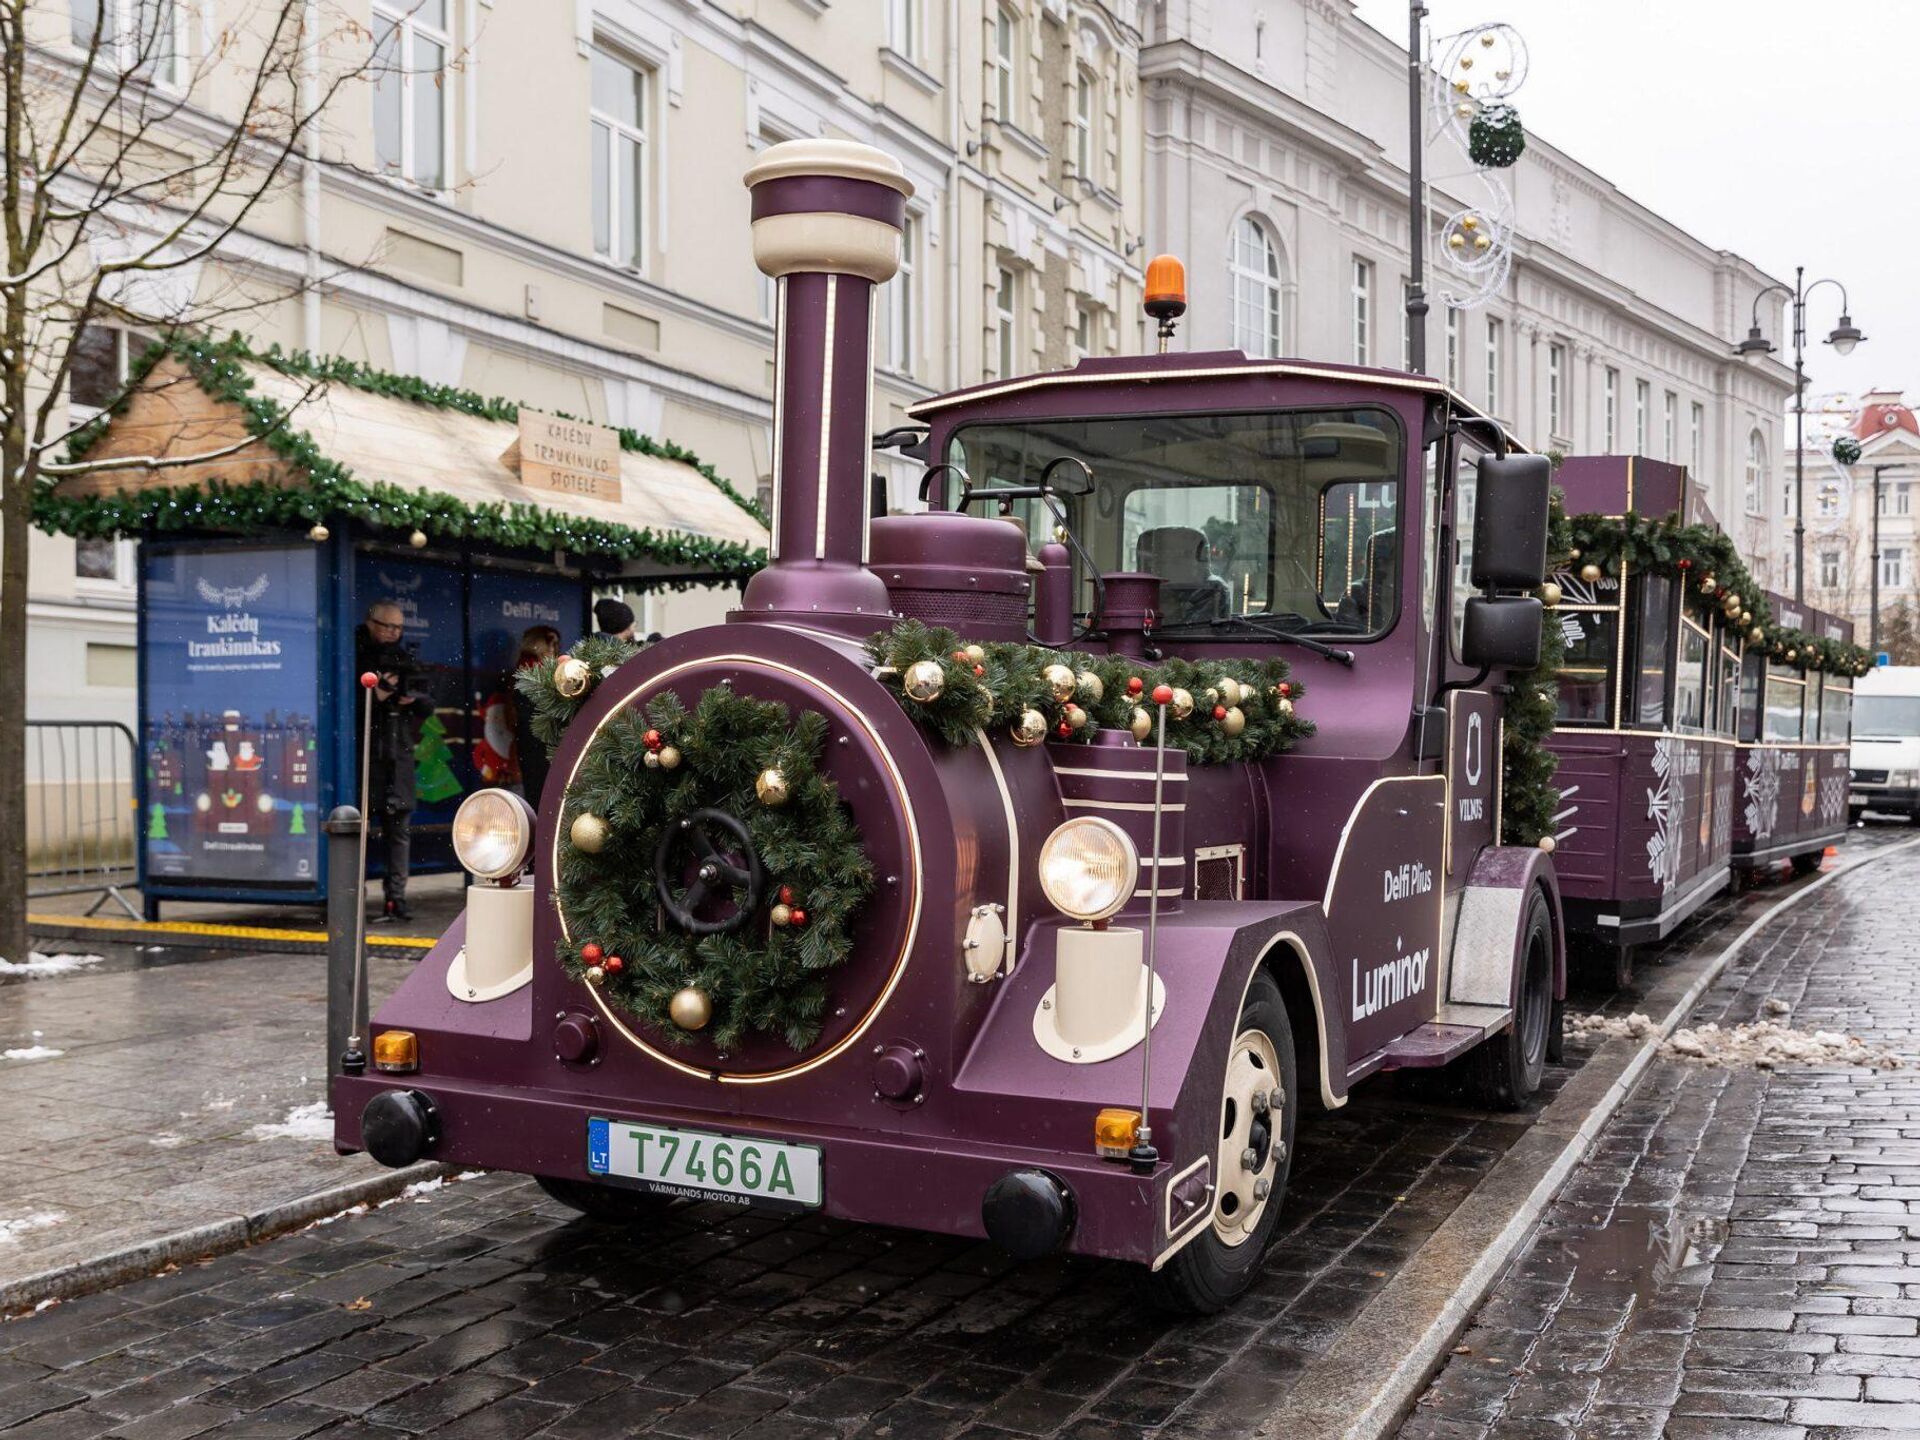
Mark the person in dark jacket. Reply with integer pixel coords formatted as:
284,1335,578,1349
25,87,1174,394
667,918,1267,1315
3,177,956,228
510,625,562,806
355,602,427,923
593,596,636,641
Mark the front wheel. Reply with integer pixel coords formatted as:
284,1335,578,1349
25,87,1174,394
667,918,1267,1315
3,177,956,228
536,1175,676,1224
1147,969,1297,1315
1470,888,1554,1111
1790,851,1825,877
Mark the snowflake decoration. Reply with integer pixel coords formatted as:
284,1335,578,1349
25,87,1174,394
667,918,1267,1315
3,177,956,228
1645,737,1685,891
1744,747,1781,843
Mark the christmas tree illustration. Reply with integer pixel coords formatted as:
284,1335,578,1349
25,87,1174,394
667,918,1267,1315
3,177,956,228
414,714,464,804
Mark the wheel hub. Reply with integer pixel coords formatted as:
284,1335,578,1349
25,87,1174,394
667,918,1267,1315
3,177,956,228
1214,1027,1284,1246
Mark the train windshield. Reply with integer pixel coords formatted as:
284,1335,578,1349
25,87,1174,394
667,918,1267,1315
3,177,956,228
947,407,1404,640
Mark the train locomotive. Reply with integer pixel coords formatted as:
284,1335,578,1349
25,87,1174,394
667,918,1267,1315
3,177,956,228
332,139,1564,1312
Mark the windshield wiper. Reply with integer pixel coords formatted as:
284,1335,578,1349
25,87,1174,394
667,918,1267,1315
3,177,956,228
1207,615,1356,667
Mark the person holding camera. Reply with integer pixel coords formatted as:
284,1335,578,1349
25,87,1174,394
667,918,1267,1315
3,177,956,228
355,601,427,923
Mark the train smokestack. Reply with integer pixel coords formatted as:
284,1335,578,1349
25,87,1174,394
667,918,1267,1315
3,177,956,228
742,139,914,623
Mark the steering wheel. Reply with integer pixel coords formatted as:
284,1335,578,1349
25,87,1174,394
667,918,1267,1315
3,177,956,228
653,809,766,935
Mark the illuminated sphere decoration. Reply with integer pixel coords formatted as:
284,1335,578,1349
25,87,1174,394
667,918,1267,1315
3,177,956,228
903,659,946,703
669,986,713,1031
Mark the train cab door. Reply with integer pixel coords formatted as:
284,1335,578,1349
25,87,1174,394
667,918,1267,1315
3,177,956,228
1440,433,1501,896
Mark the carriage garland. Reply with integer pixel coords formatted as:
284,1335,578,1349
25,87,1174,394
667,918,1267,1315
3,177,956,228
550,686,871,1051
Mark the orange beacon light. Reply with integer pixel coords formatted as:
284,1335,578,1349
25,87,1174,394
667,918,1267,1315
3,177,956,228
1143,254,1186,352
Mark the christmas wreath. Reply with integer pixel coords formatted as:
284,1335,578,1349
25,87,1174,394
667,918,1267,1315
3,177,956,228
1468,103,1527,169
554,686,872,1050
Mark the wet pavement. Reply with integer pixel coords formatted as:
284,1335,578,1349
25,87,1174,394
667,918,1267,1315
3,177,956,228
0,835,1900,1439
1400,832,1920,1440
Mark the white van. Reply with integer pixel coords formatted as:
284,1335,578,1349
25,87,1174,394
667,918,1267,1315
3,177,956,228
1851,666,1920,823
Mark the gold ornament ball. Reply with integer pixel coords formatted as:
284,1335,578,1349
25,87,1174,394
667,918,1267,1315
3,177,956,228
1786,648,1798,662
1580,562,1603,583
1455,102,1474,118
1473,235,1491,252
1065,703,1089,731
1448,232,1466,250
1170,688,1195,721
553,656,591,698
1075,669,1103,703
903,659,946,704
1750,626,1765,644
1222,706,1247,737
569,812,610,854
669,986,713,1032
1537,835,1557,854
408,529,428,549
585,965,606,987
1461,215,1480,232
1276,696,1295,716
1481,30,1496,45
964,644,987,664
1043,663,1077,702
755,768,791,807
1452,78,1470,94
644,750,661,769
657,745,681,771
1217,676,1242,707
1700,576,1717,594
1130,707,1153,741
1011,708,1048,747
1459,54,1474,69
1741,610,1752,625
769,903,792,928
1568,547,1581,560
1540,581,1563,608
307,522,330,543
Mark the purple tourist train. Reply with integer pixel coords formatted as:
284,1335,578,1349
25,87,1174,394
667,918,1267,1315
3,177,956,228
332,139,1564,1312
1730,592,1854,880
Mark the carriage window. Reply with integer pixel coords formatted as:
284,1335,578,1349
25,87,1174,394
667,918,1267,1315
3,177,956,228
1634,574,1674,727
1449,442,1482,657
1555,609,1616,725
1822,681,1851,744
1675,620,1709,733
1763,674,1805,742
1738,650,1764,743
1719,644,1740,736
949,407,1405,640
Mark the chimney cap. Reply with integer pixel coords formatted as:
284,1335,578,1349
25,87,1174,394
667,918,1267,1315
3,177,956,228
745,138,914,200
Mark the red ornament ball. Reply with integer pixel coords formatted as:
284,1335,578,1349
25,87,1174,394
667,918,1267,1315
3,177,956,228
1057,721,1073,739
779,884,794,906
1126,676,1144,696
974,665,985,676
789,908,808,928
643,729,663,750
359,671,380,689
580,942,603,964
604,955,624,975
1213,704,1227,720
1278,682,1292,697
1677,557,1692,570
1151,683,1175,706
952,650,969,663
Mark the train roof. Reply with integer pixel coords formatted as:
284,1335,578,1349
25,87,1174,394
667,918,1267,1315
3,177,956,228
1554,455,1713,527
1766,591,1855,646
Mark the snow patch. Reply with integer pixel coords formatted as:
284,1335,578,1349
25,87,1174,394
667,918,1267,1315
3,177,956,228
1566,1012,1659,1042
0,1213,65,1245
204,1098,236,1111
1566,1011,1905,1070
3,1046,63,1061
247,1101,332,1142
150,1134,186,1149
0,953,104,979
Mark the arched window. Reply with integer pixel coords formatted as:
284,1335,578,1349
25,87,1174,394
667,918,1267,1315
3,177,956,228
1744,429,1765,517
1229,216,1282,358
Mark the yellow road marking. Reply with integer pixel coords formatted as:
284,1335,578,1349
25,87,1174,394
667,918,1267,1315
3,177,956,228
27,913,439,950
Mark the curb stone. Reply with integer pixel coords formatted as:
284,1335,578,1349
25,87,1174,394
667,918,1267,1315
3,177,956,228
0,1161,451,1315
1261,833,1920,1440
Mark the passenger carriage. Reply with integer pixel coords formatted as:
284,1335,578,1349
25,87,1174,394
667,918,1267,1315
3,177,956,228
332,139,1565,1312
1730,593,1854,880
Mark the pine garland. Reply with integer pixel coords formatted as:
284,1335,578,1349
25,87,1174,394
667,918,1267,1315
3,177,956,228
1502,495,1571,847
1565,512,1872,676
554,687,871,1051
514,634,643,752
38,333,769,590
866,620,1313,764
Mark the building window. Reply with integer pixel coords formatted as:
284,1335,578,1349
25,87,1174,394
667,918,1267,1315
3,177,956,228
1400,279,1412,372
1350,258,1371,366
884,213,919,375
589,46,647,271
1445,309,1460,390
1883,548,1907,590
1818,481,1842,518
1072,68,1094,180
70,0,188,87
1070,305,1094,365
1604,368,1619,452
992,8,1015,123
1690,402,1704,476
1782,480,1792,518
886,0,919,58
68,323,150,419
994,265,1017,379
1228,217,1281,359
1547,343,1565,437
1634,379,1650,454
1745,430,1765,516
1820,550,1841,589
1484,317,1502,414
1663,391,1677,461
1899,482,1912,517
373,0,450,190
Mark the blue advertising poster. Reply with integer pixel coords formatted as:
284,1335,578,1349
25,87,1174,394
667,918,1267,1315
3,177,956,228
469,569,582,791
141,546,322,888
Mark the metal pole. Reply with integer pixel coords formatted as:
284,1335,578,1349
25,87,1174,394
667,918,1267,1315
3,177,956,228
1132,696,1170,1174
340,676,378,1073
1404,1,1429,375
1793,267,1807,603
324,804,365,1078
1872,464,1886,654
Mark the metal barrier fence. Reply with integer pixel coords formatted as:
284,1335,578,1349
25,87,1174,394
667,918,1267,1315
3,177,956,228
26,720,141,918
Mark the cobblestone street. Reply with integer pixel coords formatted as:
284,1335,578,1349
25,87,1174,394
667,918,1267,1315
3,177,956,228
1401,837,1920,1440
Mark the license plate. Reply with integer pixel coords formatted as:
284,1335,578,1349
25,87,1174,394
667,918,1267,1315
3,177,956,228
587,1117,821,1209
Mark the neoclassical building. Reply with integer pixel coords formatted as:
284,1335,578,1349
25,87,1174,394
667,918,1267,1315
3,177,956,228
1141,0,1797,545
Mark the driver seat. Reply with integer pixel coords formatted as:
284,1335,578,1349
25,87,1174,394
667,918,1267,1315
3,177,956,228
1137,526,1230,626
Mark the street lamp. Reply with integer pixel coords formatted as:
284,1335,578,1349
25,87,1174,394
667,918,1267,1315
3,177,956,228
1735,266,1866,602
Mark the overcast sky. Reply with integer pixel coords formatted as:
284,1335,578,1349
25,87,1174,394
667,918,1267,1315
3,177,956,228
1349,0,1919,411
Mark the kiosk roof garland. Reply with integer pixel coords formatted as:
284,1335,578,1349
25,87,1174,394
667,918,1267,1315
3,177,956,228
38,334,769,590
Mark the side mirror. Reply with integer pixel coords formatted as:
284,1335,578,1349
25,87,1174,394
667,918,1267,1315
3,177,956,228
1470,454,1552,589
1462,596,1543,671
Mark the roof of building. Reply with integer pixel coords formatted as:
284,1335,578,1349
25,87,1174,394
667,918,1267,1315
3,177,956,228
1853,391,1919,443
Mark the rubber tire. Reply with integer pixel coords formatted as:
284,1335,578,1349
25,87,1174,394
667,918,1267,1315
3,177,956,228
1790,851,1824,877
1849,805,1865,826
1146,969,1297,1316
536,1175,675,1224
1470,888,1554,1111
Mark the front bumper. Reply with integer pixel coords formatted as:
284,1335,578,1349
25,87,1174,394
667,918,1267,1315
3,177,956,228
332,1071,1191,1266
1850,785,1920,817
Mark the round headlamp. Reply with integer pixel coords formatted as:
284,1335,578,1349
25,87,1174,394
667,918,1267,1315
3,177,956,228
451,788,535,882
1038,817,1139,924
